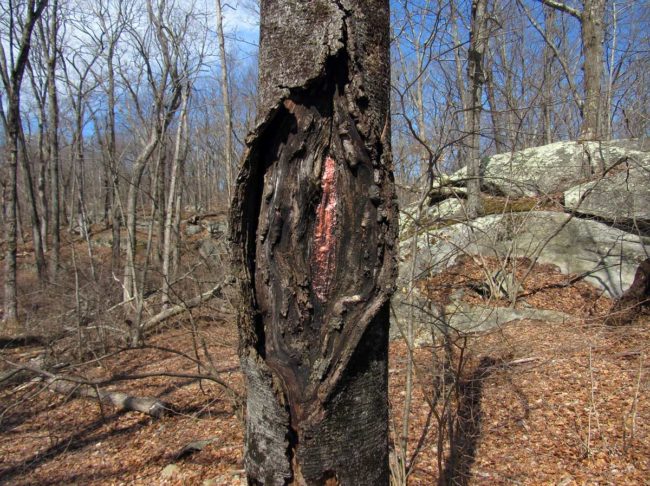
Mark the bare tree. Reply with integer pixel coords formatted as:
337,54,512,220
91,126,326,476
466,0,489,218
161,83,190,308
120,0,185,305
537,0,606,140
0,0,49,328
230,0,397,483
215,0,235,203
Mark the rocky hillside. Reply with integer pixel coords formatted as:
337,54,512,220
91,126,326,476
395,139,650,335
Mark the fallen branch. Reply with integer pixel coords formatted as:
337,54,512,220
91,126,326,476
141,284,224,333
505,357,541,366
3,361,167,418
45,378,168,417
0,356,46,388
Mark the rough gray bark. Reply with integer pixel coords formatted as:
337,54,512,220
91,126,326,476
230,1,397,484
466,0,489,218
580,0,605,141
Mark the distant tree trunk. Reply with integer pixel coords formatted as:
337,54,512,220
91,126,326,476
162,86,189,308
105,42,121,275
154,143,167,265
123,133,159,302
26,57,49,253
47,13,61,277
484,55,505,153
0,0,49,328
17,123,47,281
451,0,469,164
230,1,397,484
466,0,489,219
215,0,234,203
580,0,605,141
539,0,605,141
542,4,558,145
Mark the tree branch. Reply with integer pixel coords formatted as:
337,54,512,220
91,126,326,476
141,284,224,333
536,0,582,20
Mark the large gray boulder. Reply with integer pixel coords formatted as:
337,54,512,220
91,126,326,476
564,153,650,228
399,197,466,239
400,211,650,298
432,139,649,198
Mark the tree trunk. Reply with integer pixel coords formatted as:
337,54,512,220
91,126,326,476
47,12,61,277
450,0,468,165
215,0,235,203
466,0,489,219
539,0,605,141
0,0,49,328
17,125,47,281
161,86,189,307
3,122,20,328
580,0,605,141
123,133,159,301
106,44,121,275
542,4,557,145
484,55,505,153
230,1,397,484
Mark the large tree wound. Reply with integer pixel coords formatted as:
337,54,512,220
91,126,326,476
230,1,395,484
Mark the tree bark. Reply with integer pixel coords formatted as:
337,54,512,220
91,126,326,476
542,4,558,145
466,0,489,219
0,0,49,328
46,2,61,277
579,0,605,140
230,1,397,484
17,124,47,281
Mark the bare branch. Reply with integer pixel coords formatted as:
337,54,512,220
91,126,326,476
536,0,582,20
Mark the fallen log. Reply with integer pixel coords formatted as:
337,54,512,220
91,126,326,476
2,362,167,418
45,378,168,417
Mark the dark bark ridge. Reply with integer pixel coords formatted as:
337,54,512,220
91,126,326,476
230,1,396,484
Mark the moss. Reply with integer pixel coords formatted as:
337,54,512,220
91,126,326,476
480,195,540,215
400,195,551,240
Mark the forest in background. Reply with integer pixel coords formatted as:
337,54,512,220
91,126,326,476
1,1,649,484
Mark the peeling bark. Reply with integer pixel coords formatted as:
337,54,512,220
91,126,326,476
230,1,396,484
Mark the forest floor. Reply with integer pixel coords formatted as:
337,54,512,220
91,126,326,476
1,230,649,485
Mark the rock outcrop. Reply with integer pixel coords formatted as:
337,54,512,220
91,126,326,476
400,211,649,299
429,139,649,198
395,139,650,336
564,153,650,230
